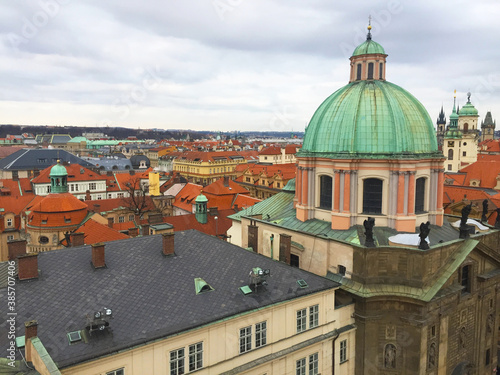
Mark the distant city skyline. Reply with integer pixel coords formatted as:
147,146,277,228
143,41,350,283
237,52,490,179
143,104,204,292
1,1,499,132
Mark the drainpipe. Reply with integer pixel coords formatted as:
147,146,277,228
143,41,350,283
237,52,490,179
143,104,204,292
270,234,274,260
332,329,339,375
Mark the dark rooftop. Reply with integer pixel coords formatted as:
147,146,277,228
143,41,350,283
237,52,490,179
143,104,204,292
0,230,338,369
0,149,94,171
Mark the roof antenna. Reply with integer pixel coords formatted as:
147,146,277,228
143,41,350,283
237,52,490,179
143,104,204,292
367,15,372,40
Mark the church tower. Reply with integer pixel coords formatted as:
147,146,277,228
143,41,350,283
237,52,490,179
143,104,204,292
443,92,463,172
436,106,446,146
481,111,496,142
295,23,444,231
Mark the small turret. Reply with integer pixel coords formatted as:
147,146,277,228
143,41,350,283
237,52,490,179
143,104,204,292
49,160,68,194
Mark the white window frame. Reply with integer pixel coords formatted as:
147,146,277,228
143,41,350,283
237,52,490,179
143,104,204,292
309,353,318,375
340,339,347,363
296,357,306,375
239,326,252,354
169,348,185,375
6,218,13,227
297,308,307,333
106,369,124,375
309,305,319,329
255,321,267,348
188,342,203,372
119,216,125,223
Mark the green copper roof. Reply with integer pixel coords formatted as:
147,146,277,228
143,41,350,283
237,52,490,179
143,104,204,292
352,39,385,56
300,80,440,158
195,193,208,203
458,101,478,116
49,162,68,177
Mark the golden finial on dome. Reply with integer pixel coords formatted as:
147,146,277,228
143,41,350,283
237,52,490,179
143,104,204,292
454,89,456,98
366,15,372,40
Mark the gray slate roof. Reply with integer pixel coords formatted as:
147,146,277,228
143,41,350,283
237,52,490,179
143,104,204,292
0,149,94,171
0,231,338,369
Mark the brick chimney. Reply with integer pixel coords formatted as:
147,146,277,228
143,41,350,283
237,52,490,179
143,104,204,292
223,176,229,187
18,253,38,280
162,233,175,256
148,213,162,224
107,217,114,228
128,227,139,237
279,233,291,265
70,232,85,247
85,190,91,201
24,320,38,362
91,243,106,269
8,239,26,261
142,224,150,236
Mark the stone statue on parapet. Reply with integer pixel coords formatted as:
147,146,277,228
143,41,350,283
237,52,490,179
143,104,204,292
459,203,472,239
481,199,488,223
363,217,375,247
418,221,431,250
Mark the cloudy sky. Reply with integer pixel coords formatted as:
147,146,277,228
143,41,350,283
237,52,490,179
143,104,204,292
1,0,499,133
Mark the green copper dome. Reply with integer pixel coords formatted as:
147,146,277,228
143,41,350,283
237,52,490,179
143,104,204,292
300,80,439,158
195,193,208,203
49,161,68,177
352,39,386,56
458,101,478,116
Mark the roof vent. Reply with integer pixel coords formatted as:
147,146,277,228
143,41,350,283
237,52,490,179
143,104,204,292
249,267,270,290
194,278,214,294
297,279,308,288
239,285,253,295
67,331,82,344
86,307,113,335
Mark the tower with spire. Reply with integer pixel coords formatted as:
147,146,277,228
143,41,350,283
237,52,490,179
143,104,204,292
481,111,496,142
436,106,446,145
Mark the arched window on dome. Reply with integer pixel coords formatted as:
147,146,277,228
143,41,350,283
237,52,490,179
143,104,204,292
415,177,426,213
319,175,333,210
448,149,453,160
379,63,383,79
367,63,374,79
362,178,383,214
356,64,362,81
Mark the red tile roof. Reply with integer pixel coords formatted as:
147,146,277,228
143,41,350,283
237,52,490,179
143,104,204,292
0,177,34,197
27,193,88,228
203,178,249,196
76,217,130,245
31,164,104,184
458,160,500,189
173,183,203,213
161,209,234,237
478,139,500,153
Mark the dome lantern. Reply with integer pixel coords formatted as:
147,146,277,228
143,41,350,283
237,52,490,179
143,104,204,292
49,160,68,194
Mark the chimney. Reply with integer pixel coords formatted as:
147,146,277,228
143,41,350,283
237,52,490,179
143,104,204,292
148,213,162,224
162,233,175,256
142,224,150,236
234,204,239,212
279,233,292,265
210,206,219,215
107,217,114,228
128,227,139,237
107,171,113,176
93,204,101,212
223,176,229,187
24,320,38,362
8,239,26,261
70,232,85,247
91,243,106,269
18,253,38,280
85,190,91,201
134,214,141,224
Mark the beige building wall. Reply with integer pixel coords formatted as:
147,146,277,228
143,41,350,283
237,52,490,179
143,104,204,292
60,289,355,375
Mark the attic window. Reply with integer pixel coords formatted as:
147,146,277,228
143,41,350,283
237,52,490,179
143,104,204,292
297,279,308,288
239,285,253,295
67,331,82,344
194,278,214,294
65,217,71,223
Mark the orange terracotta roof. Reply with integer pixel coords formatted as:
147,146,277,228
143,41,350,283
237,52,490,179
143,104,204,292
444,173,467,186
27,193,88,227
77,217,130,245
478,139,500,153
173,183,203,213
259,146,281,155
458,161,500,189
86,196,156,213
31,163,104,184
284,144,300,154
0,177,34,197
203,178,250,196
0,195,36,216
161,209,234,236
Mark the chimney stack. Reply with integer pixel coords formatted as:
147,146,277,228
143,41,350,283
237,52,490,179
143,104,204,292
128,227,139,237
85,190,91,201
107,217,114,228
162,233,175,256
91,243,106,269
70,232,85,247
142,224,150,236
223,175,229,187
8,239,27,261
24,320,38,362
18,253,39,280
279,233,292,265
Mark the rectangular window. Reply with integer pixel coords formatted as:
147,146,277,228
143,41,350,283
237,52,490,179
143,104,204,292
188,342,203,371
461,265,471,294
448,164,452,171
118,192,124,198
340,339,347,363
6,218,12,227
106,369,124,375
255,321,267,348
296,357,306,375
462,151,466,157
170,348,185,375
70,184,75,192
291,254,300,268
309,305,319,329
119,216,125,223
7,235,14,241
75,184,79,191
486,348,491,365
297,308,307,333
309,353,318,375
240,326,252,354
338,265,346,275
89,182,97,190
129,215,135,221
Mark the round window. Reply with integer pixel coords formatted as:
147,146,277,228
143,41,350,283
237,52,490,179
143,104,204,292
39,236,49,244
463,142,467,146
